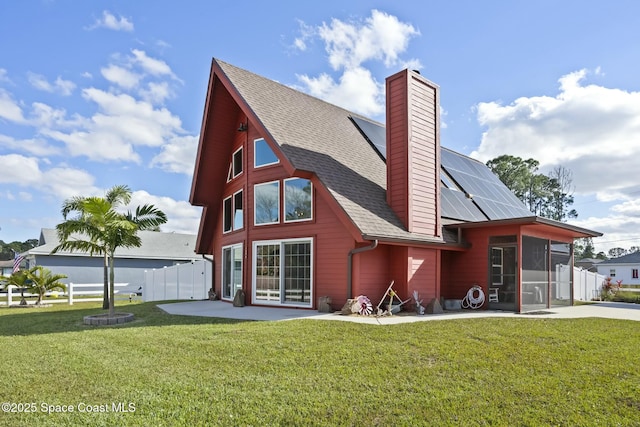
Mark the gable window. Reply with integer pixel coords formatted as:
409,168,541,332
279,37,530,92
254,138,279,168
223,190,243,233
227,147,243,182
284,178,312,222
254,181,280,225
633,269,639,279
253,238,313,306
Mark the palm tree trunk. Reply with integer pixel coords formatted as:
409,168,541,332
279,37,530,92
109,252,116,317
103,252,109,309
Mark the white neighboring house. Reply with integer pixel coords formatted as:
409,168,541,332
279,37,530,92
22,228,202,293
596,252,640,284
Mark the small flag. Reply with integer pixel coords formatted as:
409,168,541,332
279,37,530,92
12,253,24,273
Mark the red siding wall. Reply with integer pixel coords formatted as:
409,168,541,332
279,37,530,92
407,247,439,303
442,225,521,300
211,116,355,309
386,70,441,238
352,245,391,300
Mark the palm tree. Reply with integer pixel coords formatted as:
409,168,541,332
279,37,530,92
1,270,31,305
52,185,167,316
24,266,67,305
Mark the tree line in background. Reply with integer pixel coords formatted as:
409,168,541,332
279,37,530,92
486,155,577,222
0,239,38,260
486,155,640,262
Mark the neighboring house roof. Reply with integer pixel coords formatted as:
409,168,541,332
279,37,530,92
26,228,198,260
192,59,601,249
577,258,604,264
597,252,640,265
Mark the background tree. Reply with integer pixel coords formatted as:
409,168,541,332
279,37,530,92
544,166,578,221
53,185,167,316
608,247,628,258
486,155,578,222
574,237,596,260
0,239,39,261
24,265,67,305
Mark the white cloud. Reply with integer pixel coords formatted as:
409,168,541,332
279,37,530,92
0,154,43,185
150,135,198,174
37,87,185,162
27,73,76,95
471,68,640,199
0,154,100,202
319,9,420,70
129,190,201,235
139,81,172,104
0,68,10,83
297,67,384,117
0,89,25,123
101,64,141,89
295,10,420,118
130,49,174,78
0,134,61,157
89,11,134,32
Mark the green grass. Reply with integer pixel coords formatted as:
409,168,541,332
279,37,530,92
1,302,639,426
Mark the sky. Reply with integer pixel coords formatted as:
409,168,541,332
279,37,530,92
1,1,639,255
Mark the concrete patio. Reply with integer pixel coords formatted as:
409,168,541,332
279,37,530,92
157,300,640,324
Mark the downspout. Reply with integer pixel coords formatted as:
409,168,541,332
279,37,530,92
347,240,379,299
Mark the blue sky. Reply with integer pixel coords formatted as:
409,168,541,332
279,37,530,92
1,1,639,254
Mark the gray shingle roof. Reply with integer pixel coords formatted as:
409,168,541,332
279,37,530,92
597,252,640,265
216,59,444,244
27,228,198,260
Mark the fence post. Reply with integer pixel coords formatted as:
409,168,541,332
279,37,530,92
176,263,180,300
7,285,13,306
69,283,74,305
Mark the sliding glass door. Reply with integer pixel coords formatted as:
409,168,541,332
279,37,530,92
253,238,313,306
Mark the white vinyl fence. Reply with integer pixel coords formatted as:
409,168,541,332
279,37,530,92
143,259,211,302
1,283,132,306
573,267,606,301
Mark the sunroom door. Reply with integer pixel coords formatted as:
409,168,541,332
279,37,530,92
488,245,517,311
222,243,243,300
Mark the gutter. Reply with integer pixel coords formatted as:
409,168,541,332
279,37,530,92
347,240,378,299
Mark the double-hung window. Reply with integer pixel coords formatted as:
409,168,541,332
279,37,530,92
227,147,243,181
223,190,243,233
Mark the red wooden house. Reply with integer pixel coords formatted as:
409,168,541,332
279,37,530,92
190,59,601,313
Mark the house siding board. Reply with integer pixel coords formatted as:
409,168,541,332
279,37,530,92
386,69,440,238
407,247,439,303
386,72,409,227
353,245,391,301
209,132,355,308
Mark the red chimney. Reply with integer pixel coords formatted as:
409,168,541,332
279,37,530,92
385,69,441,238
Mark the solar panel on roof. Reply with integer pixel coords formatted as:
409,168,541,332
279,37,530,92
441,187,487,222
349,117,533,222
350,116,386,159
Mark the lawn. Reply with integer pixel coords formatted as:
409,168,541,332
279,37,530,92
0,302,639,426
